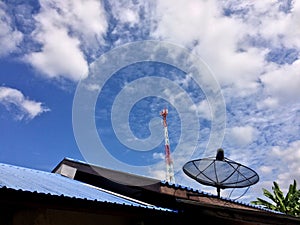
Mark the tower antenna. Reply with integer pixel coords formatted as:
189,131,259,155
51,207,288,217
160,108,175,183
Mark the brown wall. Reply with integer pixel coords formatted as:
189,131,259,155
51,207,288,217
6,208,133,225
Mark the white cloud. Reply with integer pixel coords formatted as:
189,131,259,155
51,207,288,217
285,0,300,48
108,0,152,46
151,0,300,104
0,86,49,120
152,0,218,46
85,83,101,92
152,0,267,96
259,165,273,174
260,59,300,105
253,0,300,48
24,0,108,81
0,3,23,56
224,1,300,49
147,168,166,180
119,8,139,25
38,0,108,49
110,1,142,26
256,97,279,109
189,100,211,120
25,26,88,81
227,126,258,147
270,141,300,193
153,152,164,160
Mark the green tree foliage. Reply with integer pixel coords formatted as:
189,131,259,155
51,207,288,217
251,180,300,217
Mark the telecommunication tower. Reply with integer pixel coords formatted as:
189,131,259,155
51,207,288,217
160,108,175,183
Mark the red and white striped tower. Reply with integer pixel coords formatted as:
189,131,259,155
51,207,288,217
160,108,175,183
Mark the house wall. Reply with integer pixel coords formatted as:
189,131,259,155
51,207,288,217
0,205,177,225
6,208,132,225
0,188,176,225
1,197,300,225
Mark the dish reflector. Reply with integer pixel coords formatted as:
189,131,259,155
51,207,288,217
182,149,259,197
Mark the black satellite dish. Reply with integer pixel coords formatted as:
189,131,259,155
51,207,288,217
182,148,259,197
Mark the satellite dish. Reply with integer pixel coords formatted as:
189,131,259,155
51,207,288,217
182,149,259,197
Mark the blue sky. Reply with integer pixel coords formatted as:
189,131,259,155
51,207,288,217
0,0,300,202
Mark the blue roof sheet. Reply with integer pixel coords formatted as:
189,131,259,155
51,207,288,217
0,163,169,211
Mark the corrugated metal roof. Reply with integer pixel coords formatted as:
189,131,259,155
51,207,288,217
0,162,170,211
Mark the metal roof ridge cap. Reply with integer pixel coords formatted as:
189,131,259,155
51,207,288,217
160,180,213,195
